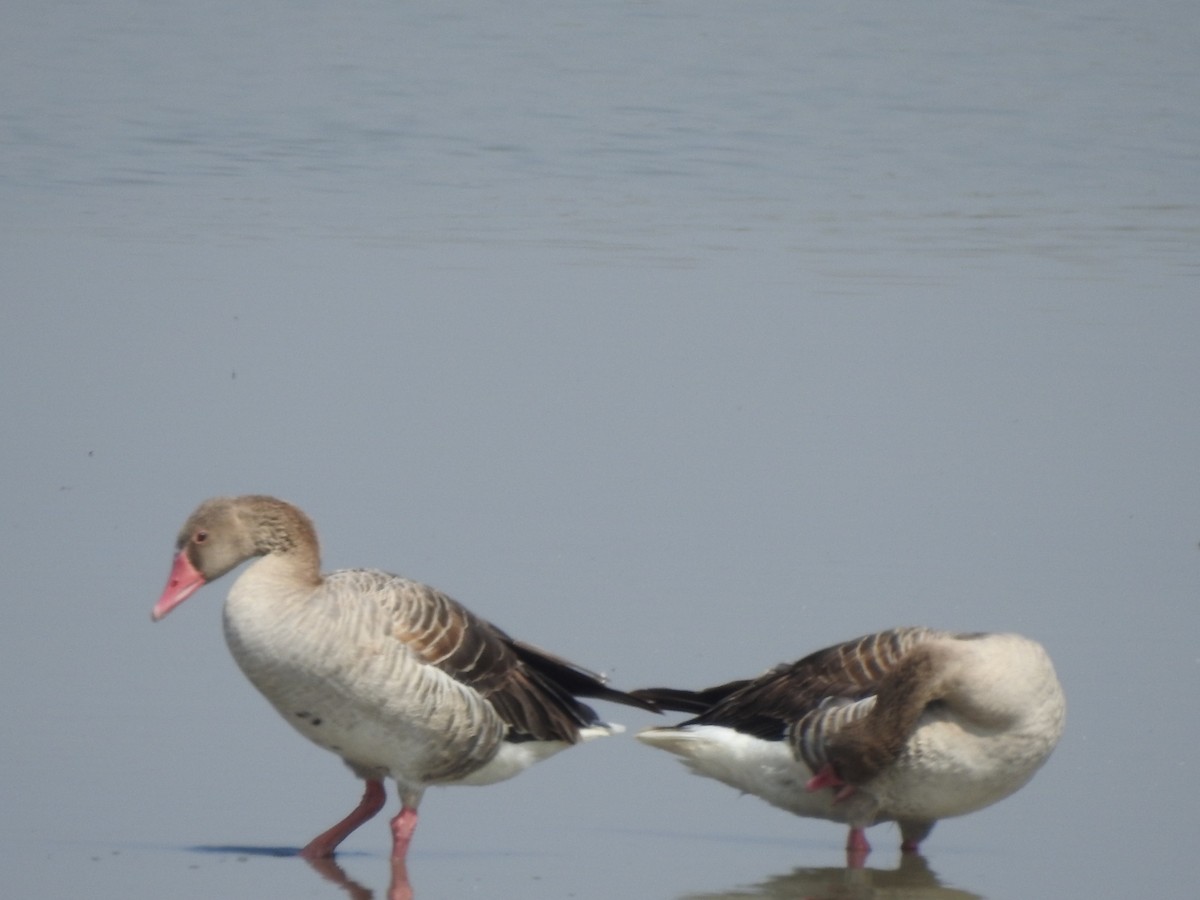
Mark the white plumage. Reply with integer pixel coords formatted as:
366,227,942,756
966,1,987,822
635,628,1065,862
152,495,656,873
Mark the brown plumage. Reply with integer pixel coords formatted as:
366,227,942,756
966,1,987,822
636,628,936,744
388,579,653,744
635,627,1065,864
151,494,656,872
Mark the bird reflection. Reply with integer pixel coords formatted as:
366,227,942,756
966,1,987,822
304,856,374,900
190,846,413,900
303,854,413,900
678,852,981,900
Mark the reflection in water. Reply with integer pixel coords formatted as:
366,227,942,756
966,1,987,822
679,852,981,900
306,855,413,900
305,856,374,900
302,856,371,900
191,845,413,900
189,844,301,857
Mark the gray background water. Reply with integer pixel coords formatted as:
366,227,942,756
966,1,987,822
3,1,1197,897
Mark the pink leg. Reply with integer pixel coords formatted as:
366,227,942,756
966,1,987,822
899,819,933,854
845,826,871,868
807,763,858,803
300,779,387,860
389,803,419,861
384,793,421,900
806,763,844,792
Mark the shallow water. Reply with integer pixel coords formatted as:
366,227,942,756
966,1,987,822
2,1,1197,898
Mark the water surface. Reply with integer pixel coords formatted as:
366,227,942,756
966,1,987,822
2,2,1197,898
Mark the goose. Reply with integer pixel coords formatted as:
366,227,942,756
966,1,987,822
151,495,657,869
633,627,1064,864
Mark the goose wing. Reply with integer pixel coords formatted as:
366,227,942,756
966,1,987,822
380,575,653,742
635,627,941,741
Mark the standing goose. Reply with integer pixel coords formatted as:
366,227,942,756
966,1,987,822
151,495,657,868
633,628,1064,864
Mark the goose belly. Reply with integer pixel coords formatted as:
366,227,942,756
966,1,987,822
264,674,503,785
872,715,1057,821
223,598,505,785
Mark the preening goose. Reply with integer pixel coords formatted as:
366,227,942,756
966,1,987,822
151,495,656,870
634,627,1064,864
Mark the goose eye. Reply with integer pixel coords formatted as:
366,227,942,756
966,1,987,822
194,530,209,544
